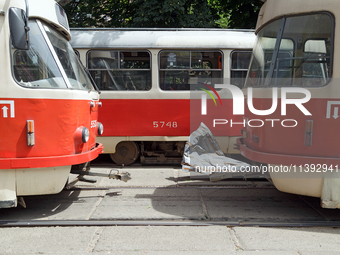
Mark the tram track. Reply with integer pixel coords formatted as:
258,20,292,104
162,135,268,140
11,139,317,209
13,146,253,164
3,166,338,229
3,184,338,229
66,185,277,190
1,219,340,228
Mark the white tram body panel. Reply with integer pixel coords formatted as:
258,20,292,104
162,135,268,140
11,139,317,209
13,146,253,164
71,29,255,164
238,0,340,208
0,0,102,208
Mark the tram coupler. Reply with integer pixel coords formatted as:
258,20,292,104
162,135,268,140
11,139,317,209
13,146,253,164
70,169,131,182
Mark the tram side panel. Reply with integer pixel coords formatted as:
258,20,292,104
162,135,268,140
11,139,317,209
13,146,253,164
75,44,253,164
100,99,190,137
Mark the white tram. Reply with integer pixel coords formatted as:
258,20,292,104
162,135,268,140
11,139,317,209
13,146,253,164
0,0,103,208
71,28,255,165
238,0,340,208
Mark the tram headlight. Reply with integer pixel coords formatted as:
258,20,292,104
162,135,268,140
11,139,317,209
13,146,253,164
82,127,90,143
97,122,104,136
75,126,90,144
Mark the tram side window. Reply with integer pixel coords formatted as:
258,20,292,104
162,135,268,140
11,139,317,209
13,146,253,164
159,51,222,90
230,51,252,88
87,50,151,91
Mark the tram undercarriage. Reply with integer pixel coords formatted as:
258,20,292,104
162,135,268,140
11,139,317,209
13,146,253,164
109,141,185,165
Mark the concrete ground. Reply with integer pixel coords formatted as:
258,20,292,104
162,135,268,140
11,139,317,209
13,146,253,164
0,163,340,254
1,226,340,254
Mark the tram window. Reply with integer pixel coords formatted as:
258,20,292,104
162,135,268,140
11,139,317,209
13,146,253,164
273,47,294,86
12,21,67,88
230,51,252,88
301,39,330,86
87,50,151,91
13,51,41,82
159,51,222,91
246,13,333,87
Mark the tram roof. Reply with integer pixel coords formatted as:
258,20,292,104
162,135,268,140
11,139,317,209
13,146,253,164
70,28,255,49
3,0,71,40
29,0,71,40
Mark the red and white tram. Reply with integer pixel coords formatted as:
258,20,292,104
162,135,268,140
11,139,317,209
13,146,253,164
0,0,103,208
238,0,340,208
71,28,255,165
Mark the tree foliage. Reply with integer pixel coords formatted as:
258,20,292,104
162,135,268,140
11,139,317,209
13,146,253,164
61,0,263,29
211,0,263,29
129,0,217,28
62,0,134,27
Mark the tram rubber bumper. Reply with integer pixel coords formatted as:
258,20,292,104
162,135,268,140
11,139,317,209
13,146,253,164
0,143,103,169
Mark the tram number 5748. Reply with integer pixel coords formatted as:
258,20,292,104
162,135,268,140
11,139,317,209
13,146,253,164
153,121,178,128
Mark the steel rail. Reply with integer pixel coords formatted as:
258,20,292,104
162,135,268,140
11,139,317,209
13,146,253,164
66,185,276,190
1,220,340,228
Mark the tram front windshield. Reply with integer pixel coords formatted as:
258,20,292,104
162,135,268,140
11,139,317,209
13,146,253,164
245,13,333,87
12,20,94,91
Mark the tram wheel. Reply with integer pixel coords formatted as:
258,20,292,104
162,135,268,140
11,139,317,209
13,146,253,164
110,141,140,166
